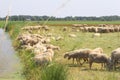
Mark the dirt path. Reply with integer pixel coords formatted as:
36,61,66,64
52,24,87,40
0,29,24,80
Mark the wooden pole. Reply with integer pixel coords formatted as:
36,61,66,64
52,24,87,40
4,8,10,32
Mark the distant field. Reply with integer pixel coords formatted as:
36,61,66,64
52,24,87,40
39,21,120,26
1,21,120,80
1,21,120,28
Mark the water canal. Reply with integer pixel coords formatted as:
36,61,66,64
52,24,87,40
0,29,23,80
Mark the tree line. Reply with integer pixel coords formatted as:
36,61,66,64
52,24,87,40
0,15,120,21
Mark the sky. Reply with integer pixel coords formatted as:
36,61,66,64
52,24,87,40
0,0,120,17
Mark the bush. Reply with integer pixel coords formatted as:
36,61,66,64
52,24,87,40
41,63,68,80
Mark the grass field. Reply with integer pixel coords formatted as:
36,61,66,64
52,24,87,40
0,21,120,80
1,20,120,27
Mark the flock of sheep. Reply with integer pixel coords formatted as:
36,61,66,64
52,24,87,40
18,24,120,70
73,24,120,33
17,33,60,65
64,47,120,70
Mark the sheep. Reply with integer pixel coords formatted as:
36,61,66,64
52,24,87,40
76,48,92,64
67,52,81,64
22,26,42,30
33,54,52,65
33,49,54,65
73,24,83,27
92,33,101,38
64,48,92,65
63,27,67,31
32,42,47,54
64,49,85,65
45,44,60,51
64,53,69,58
92,47,103,54
55,36,63,41
110,48,120,70
22,44,34,50
64,51,78,64
68,34,77,38
91,47,104,67
89,52,111,69
42,25,50,31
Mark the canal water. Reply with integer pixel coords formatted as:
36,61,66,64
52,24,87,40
0,29,23,80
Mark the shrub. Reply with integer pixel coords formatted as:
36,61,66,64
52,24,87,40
41,63,68,80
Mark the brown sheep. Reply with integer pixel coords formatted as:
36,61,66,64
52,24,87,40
76,49,92,64
64,51,79,64
110,48,120,70
63,27,67,31
64,48,92,65
89,52,111,69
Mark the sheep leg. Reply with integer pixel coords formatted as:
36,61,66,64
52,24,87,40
76,58,82,65
76,58,79,64
114,61,117,70
101,63,103,69
81,58,88,65
72,58,75,64
113,60,116,70
89,62,93,69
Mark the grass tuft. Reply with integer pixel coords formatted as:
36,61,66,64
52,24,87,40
41,63,68,80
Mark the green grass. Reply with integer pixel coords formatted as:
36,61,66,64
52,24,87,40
38,21,120,26
1,21,120,80
41,63,68,80
1,21,120,28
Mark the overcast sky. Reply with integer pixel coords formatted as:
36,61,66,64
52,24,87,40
0,0,120,17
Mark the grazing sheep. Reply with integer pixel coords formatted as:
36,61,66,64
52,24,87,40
68,34,77,38
64,51,78,64
42,25,50,31
92,47,103,54
22,44,34,50
33,54,52,65
67,52,80,64
76,49,92,64
110,48,120,70
92,33,101,38
89,52,111,69
64,48,92,65
22,26,42,30
47,33,52,37
64,53,69,58
55,36,63,41
45,44,60,51
33,42,47,54
63,27,67,31
33,49,54,65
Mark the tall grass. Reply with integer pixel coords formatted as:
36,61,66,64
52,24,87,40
41,63,68,80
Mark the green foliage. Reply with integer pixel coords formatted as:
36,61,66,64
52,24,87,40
0,21,6,28
18,49,41,80
41,63,68,80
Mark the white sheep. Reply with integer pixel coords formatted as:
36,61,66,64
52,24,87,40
92,33,101,38
33,49,54,65
92,47,103,54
